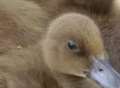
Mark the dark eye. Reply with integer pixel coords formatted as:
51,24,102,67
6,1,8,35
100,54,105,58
67,40,78,50
67,40,81,54
67,40,86,56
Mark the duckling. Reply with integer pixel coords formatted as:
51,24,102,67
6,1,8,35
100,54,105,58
0,13,119,88
0,0,120,87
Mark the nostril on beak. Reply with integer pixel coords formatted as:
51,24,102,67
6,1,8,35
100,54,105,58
99,68,104,72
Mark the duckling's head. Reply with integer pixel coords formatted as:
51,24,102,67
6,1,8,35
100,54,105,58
42,13,120,88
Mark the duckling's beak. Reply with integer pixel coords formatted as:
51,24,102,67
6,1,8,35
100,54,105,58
89,57,120,88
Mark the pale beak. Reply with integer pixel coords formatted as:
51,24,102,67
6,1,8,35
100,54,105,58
89,58,120,88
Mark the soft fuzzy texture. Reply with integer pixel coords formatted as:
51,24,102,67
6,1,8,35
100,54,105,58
0,0,119,88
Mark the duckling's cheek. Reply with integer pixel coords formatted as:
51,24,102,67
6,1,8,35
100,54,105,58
89,58,120,88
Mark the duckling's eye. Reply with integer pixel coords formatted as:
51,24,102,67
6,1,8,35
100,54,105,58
68,40,77,50
67,40,78,50
67,40,86,55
